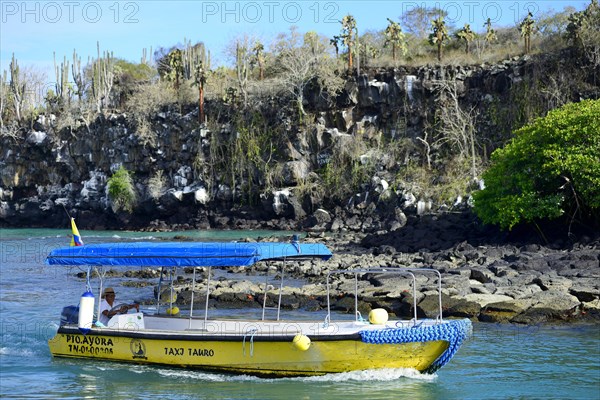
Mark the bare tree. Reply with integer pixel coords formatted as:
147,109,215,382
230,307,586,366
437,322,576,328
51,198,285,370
401,6,447,39
272,27,343,119
433,80,480,179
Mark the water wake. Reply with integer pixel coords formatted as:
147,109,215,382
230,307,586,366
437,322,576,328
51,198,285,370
143,366,436,383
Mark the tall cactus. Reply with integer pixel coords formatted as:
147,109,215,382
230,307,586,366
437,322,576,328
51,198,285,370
71,49,85,105
193,61,207,123
236,42,249,107
141,46,153,65
519,11,536,54
9,53,25,122
384,18,407,62
0,70,7,127
456,23,476,54
166,48,183,91
182,40,208,80
252,41,265,80
330,35,341,57
340,15,357,70
429,16,450,62
91,42,115,113
484,18,497,44
54,52,70,106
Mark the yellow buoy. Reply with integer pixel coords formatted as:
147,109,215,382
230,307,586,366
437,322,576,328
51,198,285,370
166,306,180,315
292,334,311,351
369,308,389,325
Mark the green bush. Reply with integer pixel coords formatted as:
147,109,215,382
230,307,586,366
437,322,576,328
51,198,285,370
473,99,600,230
107,166,137,212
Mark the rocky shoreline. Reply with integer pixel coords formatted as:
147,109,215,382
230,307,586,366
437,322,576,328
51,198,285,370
103,211,599,326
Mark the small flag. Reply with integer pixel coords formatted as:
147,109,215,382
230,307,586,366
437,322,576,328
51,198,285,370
70,218,84,246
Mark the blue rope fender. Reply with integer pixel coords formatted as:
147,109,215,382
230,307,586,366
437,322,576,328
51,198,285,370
359,319,472,373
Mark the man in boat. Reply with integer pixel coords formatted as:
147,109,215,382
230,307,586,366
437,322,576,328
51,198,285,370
99,287,139,326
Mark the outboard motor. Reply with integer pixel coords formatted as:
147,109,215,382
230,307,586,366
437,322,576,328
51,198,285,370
60,305,79,325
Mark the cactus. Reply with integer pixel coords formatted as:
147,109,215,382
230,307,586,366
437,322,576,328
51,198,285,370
166,48,183,91
236,42,249,107
54,52,70,106
91,42,115,113
71,49,85,105
251,41,265,80
429,16,450,61
456,23,476,54
141,46,153,65
0,70,7,127
182,39,208,80
484,18,497,44
193,61,207,123
329,35,341,57
9,53,25,122
340,15,357,70
519,11,536,54
384,18,407,62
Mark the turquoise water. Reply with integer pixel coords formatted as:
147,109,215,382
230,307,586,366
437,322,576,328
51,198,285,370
1,230,599,399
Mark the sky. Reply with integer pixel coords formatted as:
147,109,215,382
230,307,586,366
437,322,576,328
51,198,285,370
0,0,589,81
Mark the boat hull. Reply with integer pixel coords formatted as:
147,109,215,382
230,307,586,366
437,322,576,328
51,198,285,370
48,327,449,376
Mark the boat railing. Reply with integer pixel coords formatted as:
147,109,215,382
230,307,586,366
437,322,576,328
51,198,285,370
325,267,443,326
260,261,285,321
187,260,289,326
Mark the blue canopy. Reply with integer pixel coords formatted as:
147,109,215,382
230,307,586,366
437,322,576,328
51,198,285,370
45,241,332,267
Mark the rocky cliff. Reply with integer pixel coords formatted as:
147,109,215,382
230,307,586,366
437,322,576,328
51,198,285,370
1,50,598,231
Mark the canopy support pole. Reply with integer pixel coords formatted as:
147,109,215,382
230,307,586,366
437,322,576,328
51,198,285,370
189,267,196,329
204,267,212,324
157,267,164,315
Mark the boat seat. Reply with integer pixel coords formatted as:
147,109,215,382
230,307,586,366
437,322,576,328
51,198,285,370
107,312,145,330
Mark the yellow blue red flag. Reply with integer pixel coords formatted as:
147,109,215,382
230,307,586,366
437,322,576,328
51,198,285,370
70,218,84,246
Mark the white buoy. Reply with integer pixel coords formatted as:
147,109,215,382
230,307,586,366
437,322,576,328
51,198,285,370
369,308,389,325
78,290,95,334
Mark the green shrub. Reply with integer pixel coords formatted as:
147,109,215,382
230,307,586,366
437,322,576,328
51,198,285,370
107,166,137,212
473,99,600,230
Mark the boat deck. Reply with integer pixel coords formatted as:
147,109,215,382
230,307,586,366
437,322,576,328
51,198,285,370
95,312,444,339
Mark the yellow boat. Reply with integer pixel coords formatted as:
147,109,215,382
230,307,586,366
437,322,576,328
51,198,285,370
46,241,471,377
